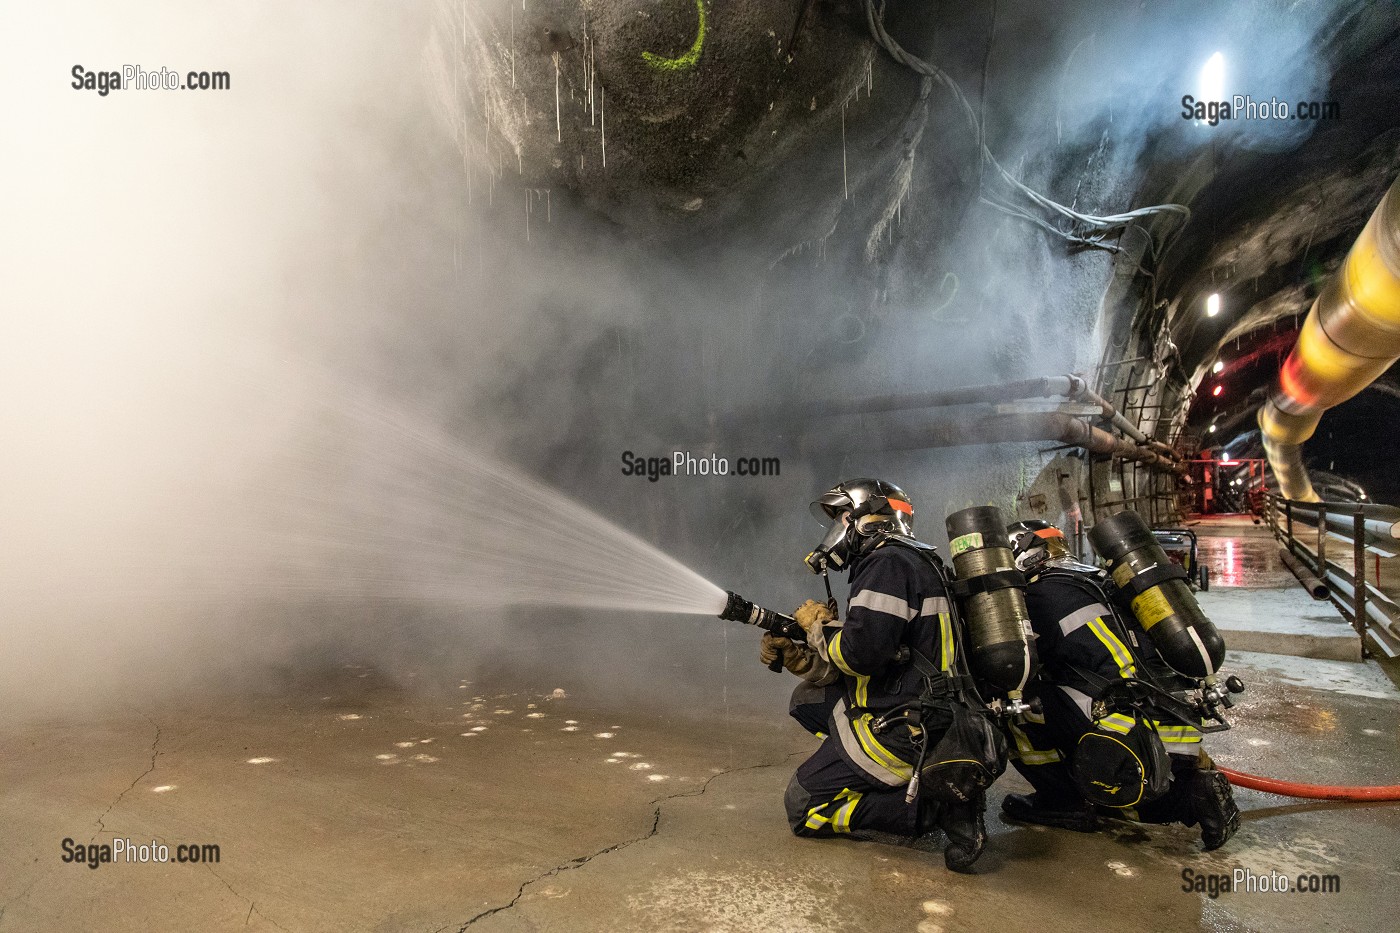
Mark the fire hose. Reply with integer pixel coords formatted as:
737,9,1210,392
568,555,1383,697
1218,768,1400,801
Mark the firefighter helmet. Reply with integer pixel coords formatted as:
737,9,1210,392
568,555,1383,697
805,478,914,574
1006,519,1070,573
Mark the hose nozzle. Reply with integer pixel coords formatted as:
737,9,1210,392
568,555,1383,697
719,591,804,642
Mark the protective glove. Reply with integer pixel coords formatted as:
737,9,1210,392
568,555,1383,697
760,633,817,677
792,599,835,641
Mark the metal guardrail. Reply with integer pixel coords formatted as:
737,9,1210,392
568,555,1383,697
1263,494,1400,658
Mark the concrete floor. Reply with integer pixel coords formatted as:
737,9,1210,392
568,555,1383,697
3,517,1399,932
2,652,1397,933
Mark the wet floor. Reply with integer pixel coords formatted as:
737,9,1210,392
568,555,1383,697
1,648,1397,933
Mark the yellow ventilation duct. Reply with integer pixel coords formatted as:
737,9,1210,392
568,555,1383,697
1259,176,1400,501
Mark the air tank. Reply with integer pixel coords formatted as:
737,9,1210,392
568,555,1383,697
945,506,1038,693
1089,510,1226,679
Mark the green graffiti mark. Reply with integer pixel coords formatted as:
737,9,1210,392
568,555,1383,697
642,0,706,72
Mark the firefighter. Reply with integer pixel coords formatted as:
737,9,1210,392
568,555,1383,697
759,478,988,872
1000,519,1240,850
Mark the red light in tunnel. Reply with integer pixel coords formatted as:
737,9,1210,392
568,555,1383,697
1212,384,1223,396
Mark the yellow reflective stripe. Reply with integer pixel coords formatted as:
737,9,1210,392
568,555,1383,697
828,630,858,676
804,808,832,830
1009,722,1062,764
832,788,863,833
814,731,827,740
1098,713,1135,734
1086,617,1136,677
851,715,913,781
855,673,869,708
938,612,954,671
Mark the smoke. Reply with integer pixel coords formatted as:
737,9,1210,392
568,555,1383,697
0,0,1360,721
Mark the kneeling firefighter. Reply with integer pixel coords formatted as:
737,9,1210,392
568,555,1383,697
760,479,1007,872
999,518,1240,850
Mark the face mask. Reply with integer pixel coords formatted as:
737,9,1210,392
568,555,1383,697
804,514,852,574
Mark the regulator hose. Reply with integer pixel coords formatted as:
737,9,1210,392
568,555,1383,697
1219,767,1400,801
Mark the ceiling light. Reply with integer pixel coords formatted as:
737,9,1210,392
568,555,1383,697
1206,293,1221,317
1212,384,1223,396
1212,360,1224,373
1208,424,1217,433
1200,53,1225,105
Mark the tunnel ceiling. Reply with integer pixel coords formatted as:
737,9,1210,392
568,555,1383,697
429,0,1400,499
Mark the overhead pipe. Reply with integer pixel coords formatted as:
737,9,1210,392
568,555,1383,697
1259,175,1400,501
829,410,1187,474
793,373,1181,461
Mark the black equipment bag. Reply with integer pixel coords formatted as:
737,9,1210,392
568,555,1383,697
916,699,1008,803
1073,712,1172,808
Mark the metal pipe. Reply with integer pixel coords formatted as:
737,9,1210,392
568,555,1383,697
859,411,1186,474
1293,546,1400,642
796,372,1183,457
797,375,1084,418
1259,175,1400,500
1278,547,1329,600
1278,499,1400,556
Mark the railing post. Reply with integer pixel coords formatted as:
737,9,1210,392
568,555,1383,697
1317,504,1328,570
1353,510,1368,652
1285,500,1295,554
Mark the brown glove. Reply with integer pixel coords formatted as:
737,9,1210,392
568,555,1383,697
793,599,835,642
759,633,816,677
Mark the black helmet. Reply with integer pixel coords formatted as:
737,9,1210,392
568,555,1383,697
805,478,914,574
1007,519,1069,573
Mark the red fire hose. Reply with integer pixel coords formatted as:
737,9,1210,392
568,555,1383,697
1219,767,1400,801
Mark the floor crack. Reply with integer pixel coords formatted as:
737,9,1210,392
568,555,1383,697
91,714,161,841
208,866,292,932
447,748,805,931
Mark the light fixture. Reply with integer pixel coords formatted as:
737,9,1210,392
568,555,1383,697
1212,360,1224,373
1212,384,1223,396
1200,53,1226,106
1221,453,1232,464
1206,293,1221,317
1208,424,1217,433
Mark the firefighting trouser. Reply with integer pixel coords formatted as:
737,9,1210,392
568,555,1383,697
1008,678,1202,823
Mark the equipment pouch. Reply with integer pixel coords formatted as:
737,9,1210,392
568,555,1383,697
916,701,1009,804
1073,713,1172,808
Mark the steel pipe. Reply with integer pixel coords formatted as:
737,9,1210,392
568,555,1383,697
1278,547,1330,599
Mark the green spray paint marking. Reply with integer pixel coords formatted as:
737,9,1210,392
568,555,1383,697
642,0,706,71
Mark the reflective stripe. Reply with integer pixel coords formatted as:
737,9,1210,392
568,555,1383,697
1086,617,1137,678
1098,713,1136,734
852,714,913,782
919,596,951,617
1008,721,1061,765
1060,684,1094,719
1058,602,1111,636
804,805,833,830
832,788,863,833
828,630,858,676
849,589,918,621
831,699,906,787
938,612,954,672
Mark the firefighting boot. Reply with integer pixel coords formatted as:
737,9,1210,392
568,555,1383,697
1189,768,1240,851
938,791,987,873
1001,792,1101,833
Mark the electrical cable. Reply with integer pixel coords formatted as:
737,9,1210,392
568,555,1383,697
855,0,1190,254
